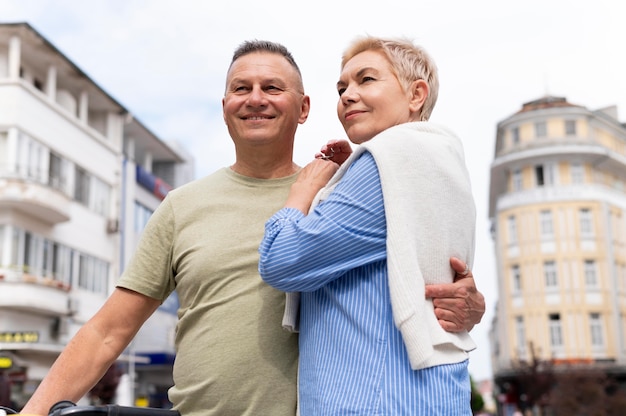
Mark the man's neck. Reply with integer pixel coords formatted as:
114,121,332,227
230,159,300,179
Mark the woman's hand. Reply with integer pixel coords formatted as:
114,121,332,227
284,159,339,214
316,139,353,166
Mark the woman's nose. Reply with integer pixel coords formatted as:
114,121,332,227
340,84,358,104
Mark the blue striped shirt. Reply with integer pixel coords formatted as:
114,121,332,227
259,152,471,415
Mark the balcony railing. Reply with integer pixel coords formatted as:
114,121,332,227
0,175,71,224
0,267,72,316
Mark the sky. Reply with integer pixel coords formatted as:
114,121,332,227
2,0,625,382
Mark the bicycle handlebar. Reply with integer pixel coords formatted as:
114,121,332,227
1,401,180,416
49,405,180,416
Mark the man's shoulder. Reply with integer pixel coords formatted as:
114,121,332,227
168,168,231,197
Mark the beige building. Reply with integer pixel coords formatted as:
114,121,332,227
489,95,626,411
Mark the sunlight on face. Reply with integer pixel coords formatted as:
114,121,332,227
336,50,413,144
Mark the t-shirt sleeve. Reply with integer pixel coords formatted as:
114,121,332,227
116,196,177,302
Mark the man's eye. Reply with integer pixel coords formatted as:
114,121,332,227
337,88,346,97
233,86,248,92
265,85,282,93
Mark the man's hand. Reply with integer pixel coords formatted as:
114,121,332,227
425,257,485,332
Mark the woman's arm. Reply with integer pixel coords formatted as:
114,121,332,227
260,152,386,292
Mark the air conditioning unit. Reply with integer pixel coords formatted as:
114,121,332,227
51,317,69,338
68,297,80,314
106,218,119,234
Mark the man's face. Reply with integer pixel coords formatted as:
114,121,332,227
223,52,310,148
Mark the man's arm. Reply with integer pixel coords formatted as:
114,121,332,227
20,288,161,416
425,257,485,332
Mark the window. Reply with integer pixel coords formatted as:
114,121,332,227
544,260,558,288
74,166,91,206
5,226,110,292
91,176,110,216
549,313,563,348
0,225,5,266
535,165,544,186
571,162,584,184
42,239,52,277
535,163,556,187
535,121,547,138
511,127,520,145
48,152,67,192
0,131,8,173
511,265,521,293
134,202,154,233
512,169,523,191
10,227,20,266
515,316,526,353
508,215,518,244
27,139,45,182
78,254,109,295
579,208,594,237
589,313,604,347
540,210,554,238
71,165,111,215
24,232,43,275
565,120,577,136
53,244,73,287
584,260,598,287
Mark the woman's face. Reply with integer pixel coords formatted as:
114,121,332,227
336,50,413,144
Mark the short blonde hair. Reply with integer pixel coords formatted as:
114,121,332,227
341,36,439,121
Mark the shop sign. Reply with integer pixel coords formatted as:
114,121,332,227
0,356,12,368
0,331,40,343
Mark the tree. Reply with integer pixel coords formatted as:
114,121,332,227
511,342,554,414
548,368,626,416
470,375,485,414
89,364,123,405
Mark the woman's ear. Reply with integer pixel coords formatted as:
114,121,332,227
408,79,429,116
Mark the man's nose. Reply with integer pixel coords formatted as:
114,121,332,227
247,86,267,105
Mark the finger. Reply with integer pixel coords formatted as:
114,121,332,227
424,283,456,298
449,256,465,272
436,318,463,333
434,305,464,322
450,257,472,280
432,297,466,309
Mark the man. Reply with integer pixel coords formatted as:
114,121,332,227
21,40,484,416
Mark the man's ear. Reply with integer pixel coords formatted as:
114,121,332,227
408,79,429,115
298,94,311,124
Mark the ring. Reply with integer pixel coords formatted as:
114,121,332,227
460,264,470,276
318,147,335,160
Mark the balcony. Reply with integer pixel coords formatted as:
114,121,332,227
0,176,70,224
0,268,71,316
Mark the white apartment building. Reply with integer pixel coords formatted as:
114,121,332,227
488,95,626,412
0,22,193,409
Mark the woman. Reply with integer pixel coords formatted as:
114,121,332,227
259,36,476,415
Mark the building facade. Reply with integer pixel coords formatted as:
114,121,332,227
489,96,626,412
0,22,193,409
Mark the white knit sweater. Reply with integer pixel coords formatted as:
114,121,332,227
284,121,477,369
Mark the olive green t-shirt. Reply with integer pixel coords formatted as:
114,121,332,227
117,167,299,416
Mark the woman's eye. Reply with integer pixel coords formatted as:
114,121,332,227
362,76,375,83
337,88,346,97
